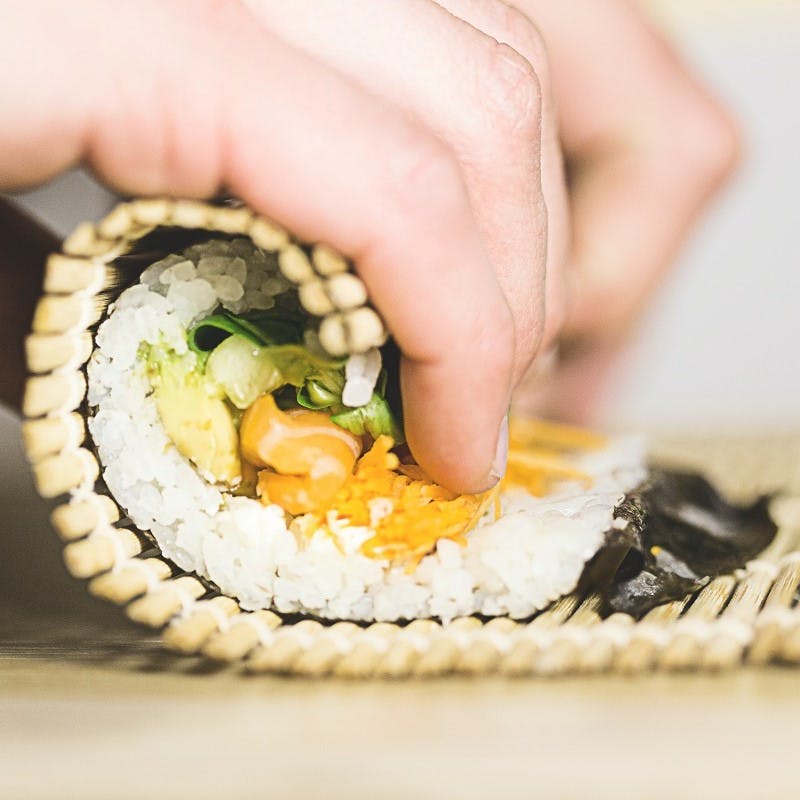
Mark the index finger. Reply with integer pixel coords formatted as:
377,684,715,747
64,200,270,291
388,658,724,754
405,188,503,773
204,6,516,491
78,0,514,492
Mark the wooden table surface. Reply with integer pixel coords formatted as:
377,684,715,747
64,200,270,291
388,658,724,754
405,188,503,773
2,603,799,800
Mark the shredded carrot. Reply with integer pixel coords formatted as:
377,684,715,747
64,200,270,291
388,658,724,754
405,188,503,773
503,449,592,495
279,415,605,565
315,436,492,567
502,417,602,496
509,417,606,452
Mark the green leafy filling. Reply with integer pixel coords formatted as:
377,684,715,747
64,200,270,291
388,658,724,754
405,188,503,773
187,310,404,442
331,393,403,442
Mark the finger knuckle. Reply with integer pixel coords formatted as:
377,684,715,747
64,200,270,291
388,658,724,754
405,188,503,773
672,97,742,189
491,2,550,72
471,0,552,97
478,42,542,138
386,130,466,222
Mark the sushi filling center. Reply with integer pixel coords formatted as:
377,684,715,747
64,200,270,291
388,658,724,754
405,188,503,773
134,238,605,566
88,234,649,621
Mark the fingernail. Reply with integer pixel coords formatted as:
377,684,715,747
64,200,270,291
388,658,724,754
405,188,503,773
488,415,509,486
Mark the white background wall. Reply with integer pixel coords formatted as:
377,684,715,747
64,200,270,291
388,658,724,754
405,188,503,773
601,0,800,433
10,1,800,435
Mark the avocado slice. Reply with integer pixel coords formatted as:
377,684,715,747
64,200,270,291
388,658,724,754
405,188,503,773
150,353,241,485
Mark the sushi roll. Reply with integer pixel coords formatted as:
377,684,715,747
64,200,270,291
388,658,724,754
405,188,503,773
22,199,776,626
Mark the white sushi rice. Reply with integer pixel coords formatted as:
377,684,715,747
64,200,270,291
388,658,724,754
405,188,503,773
87,239,647,622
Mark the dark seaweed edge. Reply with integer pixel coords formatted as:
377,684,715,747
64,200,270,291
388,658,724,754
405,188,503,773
588,468,777,618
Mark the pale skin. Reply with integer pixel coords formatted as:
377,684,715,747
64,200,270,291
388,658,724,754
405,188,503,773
0,0,738,493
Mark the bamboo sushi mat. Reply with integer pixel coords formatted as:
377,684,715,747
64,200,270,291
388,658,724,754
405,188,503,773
20,198,800,678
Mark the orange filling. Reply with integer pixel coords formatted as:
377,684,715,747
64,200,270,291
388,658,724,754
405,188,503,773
240,394,361,515
240,397,604,564
322,436,497,566
503,417,605,495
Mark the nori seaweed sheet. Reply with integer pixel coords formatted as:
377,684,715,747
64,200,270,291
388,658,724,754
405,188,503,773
585,469,777,618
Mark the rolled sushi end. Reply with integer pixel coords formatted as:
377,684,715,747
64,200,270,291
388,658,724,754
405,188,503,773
88,236,649,621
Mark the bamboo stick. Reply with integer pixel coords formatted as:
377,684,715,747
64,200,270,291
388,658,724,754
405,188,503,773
126,575,207,628
22,413,84,462
247,620,325,674
615,600,686,674
292,622,361,677
311,244,348,276
23,372,85,418
206,205,254,234
43,254,101,293
278,244,315,284
749,556,800,664
62,221,124,259
659,576,737,670
325,272,368,310
576,615,634,674
701,566,776,670
50,496,120,541
63,528,142,579
130,197,173,227
342,307,387,353
96,203,135,240
298,279,335,316
32,294,100,334
410,637,460,677
88,558,172,604
250,218,288,251
33,449,98,498
25,332,92,374
203,610,282,662
162,596,241,654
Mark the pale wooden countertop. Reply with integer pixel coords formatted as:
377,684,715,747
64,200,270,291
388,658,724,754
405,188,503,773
2,605,799,800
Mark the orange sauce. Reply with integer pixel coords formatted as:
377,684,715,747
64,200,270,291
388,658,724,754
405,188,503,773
240,394,361,515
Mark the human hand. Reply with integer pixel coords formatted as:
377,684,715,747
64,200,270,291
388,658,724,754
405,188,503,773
222,0,739,456
3,0,559,492
2,0,737,493
234,0,576,486
504,0,740,420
